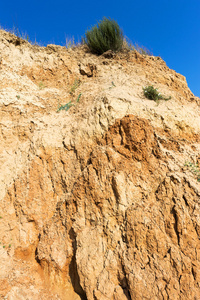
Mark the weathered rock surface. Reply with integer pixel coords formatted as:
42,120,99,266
0,29,200,299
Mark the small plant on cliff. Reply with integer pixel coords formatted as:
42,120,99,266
57,93,82,112
84,17,124,55
143,85,171,102
185,162,200,182
69,78,81,95
108,81,116,89
38,81,45,90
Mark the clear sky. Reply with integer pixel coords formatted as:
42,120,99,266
0,0,199,97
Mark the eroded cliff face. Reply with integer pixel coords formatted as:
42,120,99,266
0,30,200,299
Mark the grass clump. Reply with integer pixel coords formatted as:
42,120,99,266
134,43,152,56
143,85,171,102
0,24,42,46
66,36,76,49
123,37,153,56
84,17,124,55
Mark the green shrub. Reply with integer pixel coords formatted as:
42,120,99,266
84,17,124,55
143,85,171,102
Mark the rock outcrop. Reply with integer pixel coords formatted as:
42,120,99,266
0,29,200,299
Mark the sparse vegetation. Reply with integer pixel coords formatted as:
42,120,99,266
13,25,28,40
38,81,45,90
57,79,82,112
185,162,200,182
84,17,124,55
66,36,76,49
57,93,82,112
122,37,135,51
76,93,82,103
143,85,171,102
108,81,116,89
69,78,81,95
123,37,153,55
134,43,152,56
57,100,73,112
0,24,41,46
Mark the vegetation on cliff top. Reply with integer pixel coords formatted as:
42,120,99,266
1,18,153,56
83,17,152,56
84,17,124,55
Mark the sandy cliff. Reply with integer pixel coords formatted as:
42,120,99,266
0,30,200,299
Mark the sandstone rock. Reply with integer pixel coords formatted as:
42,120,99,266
0,29,200,299
79,62,97,77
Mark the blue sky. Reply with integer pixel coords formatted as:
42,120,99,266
0,0,199,97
